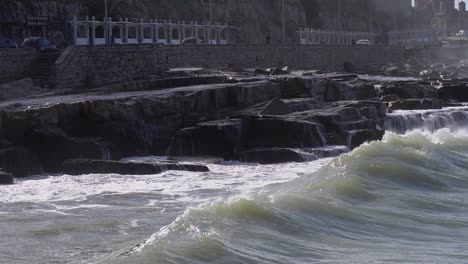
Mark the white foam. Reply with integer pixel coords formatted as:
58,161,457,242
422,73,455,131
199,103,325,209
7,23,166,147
0,158,332,208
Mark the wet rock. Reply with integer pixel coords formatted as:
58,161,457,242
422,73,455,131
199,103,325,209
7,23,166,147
420,69,458,80
0,171,13,185
281,98,326,113
24,127,118,172
380,94,400,102
270,67,289,75
438,84,468,102
273,77,311,98
325,80,377,101
246,117,326,149
377,81,438,99
0,147,42,177
242,148,306,164
253,68,270,75
258,98,291,116
348,129,385,149
241,146,349,164
169,119,244,160
388,99,442,110
62,159,209,175
289,100,387,147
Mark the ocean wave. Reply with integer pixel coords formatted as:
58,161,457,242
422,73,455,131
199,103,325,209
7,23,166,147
101,128,468,264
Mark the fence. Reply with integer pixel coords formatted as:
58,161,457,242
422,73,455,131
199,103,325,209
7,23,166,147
69,16,235,46
388,30,440,47
298,28,376,45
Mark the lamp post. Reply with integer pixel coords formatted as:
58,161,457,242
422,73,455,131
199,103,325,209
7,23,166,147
282,0,286,43
338,0,342,31
209,0,213,44
104,0,108,44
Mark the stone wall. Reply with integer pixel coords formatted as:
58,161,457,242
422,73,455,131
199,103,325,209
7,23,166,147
0,49,37,84
54,44,404,89
161,44,403,70
54,44,165,88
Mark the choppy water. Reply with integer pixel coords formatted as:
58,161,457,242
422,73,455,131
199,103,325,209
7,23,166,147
2,109,468,264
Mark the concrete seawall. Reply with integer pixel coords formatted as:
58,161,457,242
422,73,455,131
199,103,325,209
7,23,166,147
1,44,405,89
53,44,404,89
0,49,37,84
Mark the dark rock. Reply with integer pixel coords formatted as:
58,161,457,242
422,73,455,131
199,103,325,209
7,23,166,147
380,94,400,102
0,140,14,149
281,98,326,113
62,159,209,175
420,69,458,80
377,82,438,99
246,117,326,149
273,77,311,98
438,84,468,102
270,67,289,75
24,127,118,172
0,147,42,177
254,68,270,75
348,129,385,149
259,98,291,116
169,119,244,159
241,146,349,164
343,61,355,73
242,148,306,164
325,80,377,101
0,170,13,185
388,99,442,110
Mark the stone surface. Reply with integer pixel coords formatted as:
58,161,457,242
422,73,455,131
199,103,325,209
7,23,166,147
0,171,14,185
0,78,45,101
438,84,468,102
62,159,209,175
169,119,244,160
377,81,438,99
241,146,349,164
388,99,442,110
348,129,385,149
0,147,42,177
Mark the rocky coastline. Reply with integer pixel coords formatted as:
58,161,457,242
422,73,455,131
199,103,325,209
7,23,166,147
0,67,467,184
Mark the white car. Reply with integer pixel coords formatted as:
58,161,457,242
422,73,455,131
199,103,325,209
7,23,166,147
356,39,371,45
440,41,450,48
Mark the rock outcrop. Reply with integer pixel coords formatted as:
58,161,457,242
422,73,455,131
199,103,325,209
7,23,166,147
0,68,461,177
62,159,209,175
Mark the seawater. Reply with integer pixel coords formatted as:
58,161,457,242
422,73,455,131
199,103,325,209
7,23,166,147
2,113,468,263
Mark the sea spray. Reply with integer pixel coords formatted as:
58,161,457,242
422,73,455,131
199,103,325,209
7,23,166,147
110,128,468,264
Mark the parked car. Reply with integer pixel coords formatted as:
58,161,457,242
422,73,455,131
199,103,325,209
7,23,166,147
181,37,203,45
20,37,57,52
456,30,467,36
440,40,450,48
0,35,18,48
356,39,371,46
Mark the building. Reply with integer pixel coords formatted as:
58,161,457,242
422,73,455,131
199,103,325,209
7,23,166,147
414,0,468,36
0,1,86,46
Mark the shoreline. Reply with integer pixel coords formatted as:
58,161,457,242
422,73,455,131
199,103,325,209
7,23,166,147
0,68,467,183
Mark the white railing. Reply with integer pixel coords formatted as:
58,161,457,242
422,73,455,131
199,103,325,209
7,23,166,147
69,16,234,46
388,30,441,47
298,28,376,45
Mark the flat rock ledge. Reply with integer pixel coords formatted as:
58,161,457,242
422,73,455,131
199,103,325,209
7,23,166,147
0,171,14,185
62,159,209,176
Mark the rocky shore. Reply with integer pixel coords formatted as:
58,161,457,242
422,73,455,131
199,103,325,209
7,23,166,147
1,67,467,183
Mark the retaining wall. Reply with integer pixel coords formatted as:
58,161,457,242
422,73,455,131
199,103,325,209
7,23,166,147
0,49,37,84
54,44,405,89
